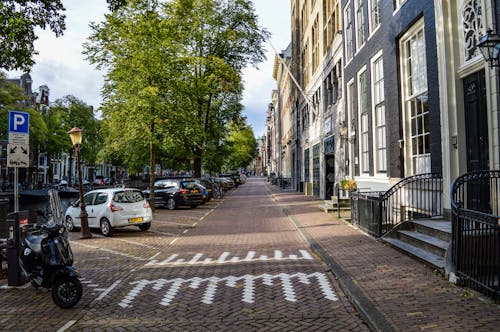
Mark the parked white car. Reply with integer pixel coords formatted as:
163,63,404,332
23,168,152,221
64,188,153,237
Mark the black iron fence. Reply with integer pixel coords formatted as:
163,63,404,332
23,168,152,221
350,191,385,236
451,170,500,303
350,173,443,237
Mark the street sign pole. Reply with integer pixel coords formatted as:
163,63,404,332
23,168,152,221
14,168,18,212
7,111,30,212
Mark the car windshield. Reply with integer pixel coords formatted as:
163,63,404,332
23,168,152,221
113,190,144,203
180,181,198,189
154,180,177,189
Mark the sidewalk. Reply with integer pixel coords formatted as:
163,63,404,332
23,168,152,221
267,184,500,332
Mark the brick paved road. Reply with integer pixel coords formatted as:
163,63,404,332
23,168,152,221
0,178,368,331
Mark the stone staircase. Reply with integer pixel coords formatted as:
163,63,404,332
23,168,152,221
381,218,452,273
319,196,351,213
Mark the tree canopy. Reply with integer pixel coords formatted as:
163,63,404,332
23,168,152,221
0,0,66,71
84,0,267,179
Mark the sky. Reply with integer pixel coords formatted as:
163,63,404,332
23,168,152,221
9,0,291,138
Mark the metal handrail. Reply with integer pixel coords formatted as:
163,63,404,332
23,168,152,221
450,170,500,303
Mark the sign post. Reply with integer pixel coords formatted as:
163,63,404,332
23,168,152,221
7,111,29,212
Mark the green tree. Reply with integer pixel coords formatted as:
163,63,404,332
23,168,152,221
50,95,101,164
164,0,268,177
0,0,66,71
84,0,176,200
0,71,27,138
84,0,268,187
225,122,257,170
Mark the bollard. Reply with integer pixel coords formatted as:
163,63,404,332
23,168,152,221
6,211,28,286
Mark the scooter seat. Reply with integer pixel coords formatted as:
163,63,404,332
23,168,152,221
25,234,43,253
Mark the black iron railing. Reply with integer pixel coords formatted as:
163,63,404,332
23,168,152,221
350,191,385,236
350,173,443,237
451,170,500,303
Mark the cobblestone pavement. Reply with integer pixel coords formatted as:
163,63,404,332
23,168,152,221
267,184,500,332
0,178,368,331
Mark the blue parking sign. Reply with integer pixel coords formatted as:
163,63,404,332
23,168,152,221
8,111,29,134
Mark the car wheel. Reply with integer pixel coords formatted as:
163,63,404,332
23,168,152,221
166,198,176,210
100,218,113,237
139,222,151,231
65,216,78,232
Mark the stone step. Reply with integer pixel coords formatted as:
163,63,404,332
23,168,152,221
319,204,351,213
411,219,452,242
397,230,448,257
382,237,445,271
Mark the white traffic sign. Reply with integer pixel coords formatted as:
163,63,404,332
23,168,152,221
8,133,29,145
7,143,29,168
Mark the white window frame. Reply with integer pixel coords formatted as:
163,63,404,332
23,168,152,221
346,78,355,177
400,18,430,175
357,66,369,174
344,1,354,63
355,0,366,52
368,0,381,36
370,50,386,174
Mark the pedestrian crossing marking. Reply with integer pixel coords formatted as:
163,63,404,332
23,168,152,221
118,272,338,308
145,249,314,267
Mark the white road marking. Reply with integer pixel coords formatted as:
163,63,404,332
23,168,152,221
118,272,338,307
70,241,147,261
150,230,178,237
0,283,30,289
110,238,159,249
169,238,179,246
56,320,77,332
183,229,188,234
95,279,122,301
145,249,314,267
149,252,161,260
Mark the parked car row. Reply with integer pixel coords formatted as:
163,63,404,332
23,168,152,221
63,172,246,237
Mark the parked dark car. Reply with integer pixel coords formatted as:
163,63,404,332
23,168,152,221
196,178,214,200
220,172,241,187
142,178,204,210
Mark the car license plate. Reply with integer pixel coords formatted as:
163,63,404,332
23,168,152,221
191,189,199,193
130,217,143,223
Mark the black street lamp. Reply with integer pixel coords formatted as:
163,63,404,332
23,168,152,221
477,29,500,67
67,127,92,239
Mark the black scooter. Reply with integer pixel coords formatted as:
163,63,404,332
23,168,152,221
20,222,82,308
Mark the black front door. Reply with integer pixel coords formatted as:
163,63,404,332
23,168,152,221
324,155,335,199
463,70,490,212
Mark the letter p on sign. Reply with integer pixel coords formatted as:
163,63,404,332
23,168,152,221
8,111,29,134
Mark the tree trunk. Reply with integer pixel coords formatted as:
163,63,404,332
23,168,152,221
149,140,156,212
193,156,202,178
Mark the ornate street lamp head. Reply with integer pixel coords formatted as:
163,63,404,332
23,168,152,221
67,127,83,146
478,29,500,67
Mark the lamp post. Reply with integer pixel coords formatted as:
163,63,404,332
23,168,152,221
67,127,92,239
477,29,500,67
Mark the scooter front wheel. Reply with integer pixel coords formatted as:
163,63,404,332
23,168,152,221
51,276,83,309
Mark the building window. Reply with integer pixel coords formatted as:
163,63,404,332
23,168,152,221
358,69,369,173
302,39,310,86
323,0,339,54
401,19,430,174
462,0,484,61
312,15,320,73
355,0,366,50
368,0,380,34
304,148,310,182
344,1,353,61
313,143,320,196
372,53,386,172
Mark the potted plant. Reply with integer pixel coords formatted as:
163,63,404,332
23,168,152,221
340,178,357,196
